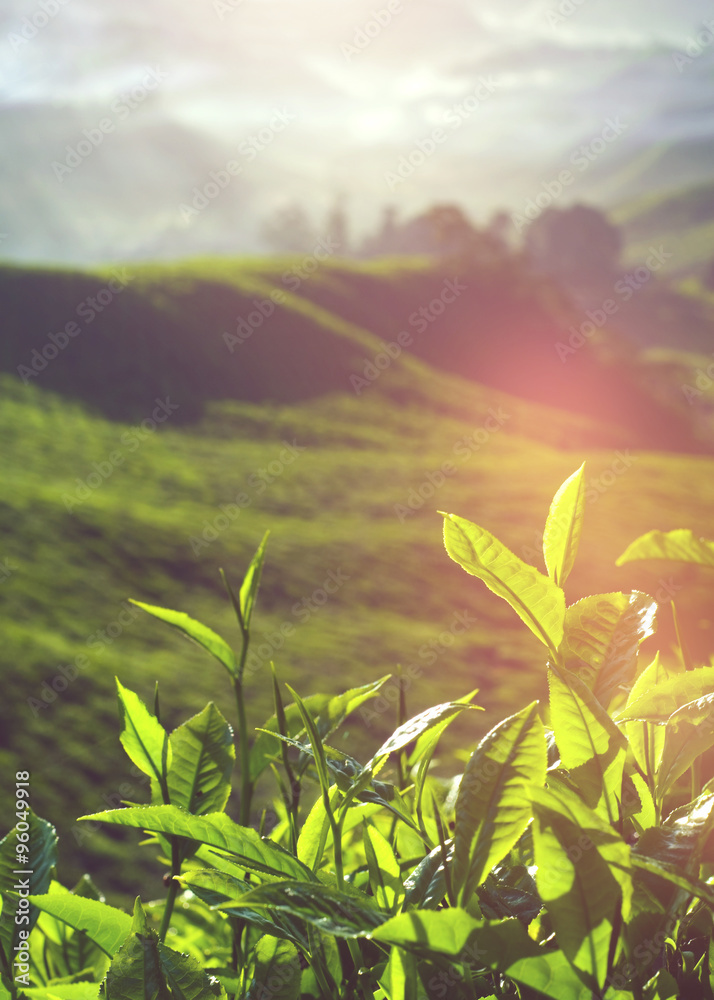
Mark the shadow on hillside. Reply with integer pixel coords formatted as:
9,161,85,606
0,260,706,452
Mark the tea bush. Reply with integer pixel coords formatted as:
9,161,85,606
4,464,714,999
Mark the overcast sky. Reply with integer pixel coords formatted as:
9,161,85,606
1,0,712,259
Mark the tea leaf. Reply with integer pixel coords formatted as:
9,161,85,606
129,601,237,679
543,463,586,587
441,513,565,654
453,701,546,906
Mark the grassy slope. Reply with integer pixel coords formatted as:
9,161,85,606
613,180,714,277
3,376,714,900
0,255,701,451
2,255,714,901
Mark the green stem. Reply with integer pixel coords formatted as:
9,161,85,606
235,678,253,826
311,958,335,999
158,840,181,943
158,878,179,943
345,939,370,1000
330,811,344,886
235,629,253,826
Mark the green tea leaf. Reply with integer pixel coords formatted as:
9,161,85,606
101,898,167,1000
177,869,250,908
625,793,714,980
617,665,714,723
441,512,565,654
165,703,235,815
410,691,481,832
225,881,386,938
297,795,379,872
246,935,300,1000
101,899,225,1000
255,731,363,793
157,942,226,1000
79,805,314,883
403,841,453,909
24,987,103,1000
560,593,657,711
287,687,332,805
115,679,171,798
623,654,669,782
379,946,416,1000
548,665,627,824
477,918,595,1000
129,600,237,679
543,463,586,587
28,893,131,958
371,702,476,765
531,784,631,992
250,677,389,783
363,824,403,912
0,811,57,970
453,701,546,906
616,528,714,568
628,855,714,908
221,530,269,636
179,870,308,950
626,772,656,832
657,693,714,797
478,863,541,924
376,911,596,999
370,908,481,956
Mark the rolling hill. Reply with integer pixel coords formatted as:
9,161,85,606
614,179,714,278
3,253,714,902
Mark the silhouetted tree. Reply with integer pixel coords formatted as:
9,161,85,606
486,210,513,253
261,203,315,253
325,196,350,255
524,204,622,282
360,202,505,264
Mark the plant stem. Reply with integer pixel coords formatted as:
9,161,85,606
158,877,179,943
691,757,702,802
235,625,254,826
331,812,344,886
158,840,181,943
235,677,253,826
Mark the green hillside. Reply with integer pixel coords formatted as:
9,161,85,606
613,179,714,278
3,255,714,904
0,255,704,450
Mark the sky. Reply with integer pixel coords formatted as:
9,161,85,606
1,0,712,260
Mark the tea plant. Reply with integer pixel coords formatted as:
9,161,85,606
4,464,714,1000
